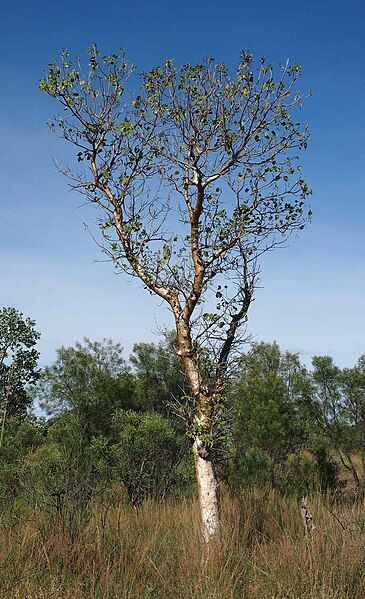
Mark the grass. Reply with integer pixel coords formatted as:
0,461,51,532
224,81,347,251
0,488,364,598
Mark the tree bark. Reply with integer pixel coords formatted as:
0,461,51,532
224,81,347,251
174,314,221,545
192,439,220,544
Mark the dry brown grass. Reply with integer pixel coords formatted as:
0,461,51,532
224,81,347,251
1,488,364,598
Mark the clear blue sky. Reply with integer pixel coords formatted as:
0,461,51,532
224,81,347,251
1,0,364,367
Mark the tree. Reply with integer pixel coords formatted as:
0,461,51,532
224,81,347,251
225,342,313,488
131,333,188,418
233,342,309,461
221,343,338,495
104,410,187,506
341,356,365,495
40,46,311,544
0,307,40,447
36,338,134,440
312,355,365,498
34,338,137,501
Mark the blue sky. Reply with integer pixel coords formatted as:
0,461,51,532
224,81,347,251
1,0,364,367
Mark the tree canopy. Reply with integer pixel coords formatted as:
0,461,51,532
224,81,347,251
0,307,40,424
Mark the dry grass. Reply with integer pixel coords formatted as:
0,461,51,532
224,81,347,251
1,488,364,598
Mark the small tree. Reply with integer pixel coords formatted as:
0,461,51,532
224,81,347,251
0,307,40,447
341,356,365,495
231,342,309,465
313,355,365,498
108,410,186,506
131,333,188,418
40,46,311,544
36,338,134,439
34,338,136,499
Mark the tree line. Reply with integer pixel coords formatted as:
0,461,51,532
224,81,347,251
1,306,364,524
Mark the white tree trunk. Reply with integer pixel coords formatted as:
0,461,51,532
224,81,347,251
192,440,220,544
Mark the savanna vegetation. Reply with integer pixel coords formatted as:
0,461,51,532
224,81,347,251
1,306,365,598
39,46,312,544
1,43,362,599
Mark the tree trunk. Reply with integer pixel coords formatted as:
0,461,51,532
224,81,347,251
192,439,220,544
174,316,221,545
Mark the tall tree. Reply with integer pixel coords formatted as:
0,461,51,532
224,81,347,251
0,307,40,447
40,46,311,544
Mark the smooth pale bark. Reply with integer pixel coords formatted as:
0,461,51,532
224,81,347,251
174,316,221,544
192,440,220,544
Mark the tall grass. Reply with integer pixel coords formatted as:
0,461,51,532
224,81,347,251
1,488,364,598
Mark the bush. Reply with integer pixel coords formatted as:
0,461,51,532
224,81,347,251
276,451,317,495
99,411,188,506
226,447,274,490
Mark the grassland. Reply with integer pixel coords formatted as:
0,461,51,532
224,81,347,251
1,487,364,598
